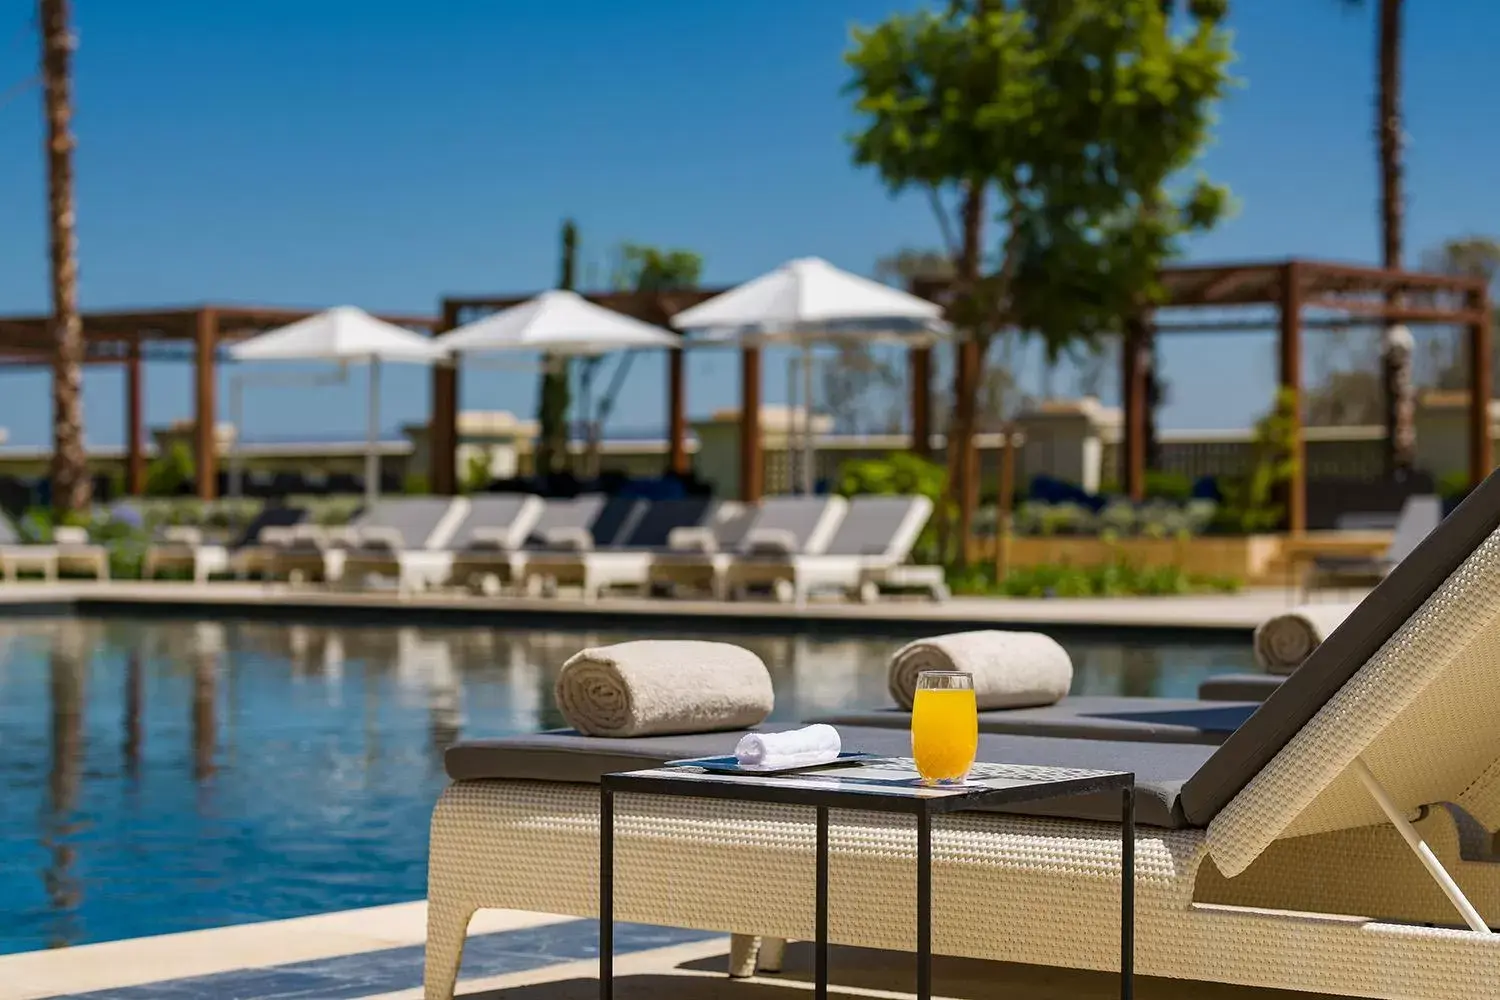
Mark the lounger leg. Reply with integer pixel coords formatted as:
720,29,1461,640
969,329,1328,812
727,934,761,978
422,897,475,1000
757,936,786,973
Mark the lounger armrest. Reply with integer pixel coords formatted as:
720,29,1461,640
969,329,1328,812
742,528,798,557
467,527,518,552
53,526,90,545
540,526,594,552
667,526,718,554
162,526,203,546
355,526,405,553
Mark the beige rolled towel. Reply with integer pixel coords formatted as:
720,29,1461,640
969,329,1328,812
1253,603,1358,675
888,630,1073,711
556,640,775,738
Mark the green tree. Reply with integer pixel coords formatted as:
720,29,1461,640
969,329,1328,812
535,220,578,478
1425,235,1500,398
845,0,1233,563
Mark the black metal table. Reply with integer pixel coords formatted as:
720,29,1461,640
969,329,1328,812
599,758,1135,1000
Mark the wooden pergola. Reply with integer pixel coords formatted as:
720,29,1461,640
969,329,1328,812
0,305,437,499
913,258,1493,533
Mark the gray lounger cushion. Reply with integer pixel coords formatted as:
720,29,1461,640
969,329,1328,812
811,696,1256,745
353,497,454,550
445,725,1212,829
1198,673,1283,703
824,496,923,557
1180,469,1500,826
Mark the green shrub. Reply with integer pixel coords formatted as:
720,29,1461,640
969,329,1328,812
1144,471,1193,501
1437,470,1471,501
947,559,1241,598
838,452,948,562
402,473,430,495
1211,388,1296,534
145,441,195,497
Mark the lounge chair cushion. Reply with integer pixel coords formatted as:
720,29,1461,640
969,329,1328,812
812,696,1256,745
1197,673,1283,703
444,725,1213,828
1180,474,1500,827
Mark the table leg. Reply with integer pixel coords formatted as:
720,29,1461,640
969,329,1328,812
815,805,829,1000
1121,785,1135,1000
600,786,614,1000
917,810,932,1000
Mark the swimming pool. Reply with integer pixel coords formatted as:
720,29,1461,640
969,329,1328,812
0,616,1254,954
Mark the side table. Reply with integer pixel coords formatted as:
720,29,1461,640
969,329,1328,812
600,758,1135,1000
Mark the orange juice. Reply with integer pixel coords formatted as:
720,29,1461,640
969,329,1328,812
911,687,979,782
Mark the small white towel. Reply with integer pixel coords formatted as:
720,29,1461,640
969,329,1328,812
735,724,841,769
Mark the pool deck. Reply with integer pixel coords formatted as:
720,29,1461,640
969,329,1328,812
0,899,1342,1000
0,580,1354,634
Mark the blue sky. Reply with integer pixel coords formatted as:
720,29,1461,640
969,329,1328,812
0,0,1495,448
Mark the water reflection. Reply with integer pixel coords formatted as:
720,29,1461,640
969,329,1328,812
0,615,1254,954
43,627,88,949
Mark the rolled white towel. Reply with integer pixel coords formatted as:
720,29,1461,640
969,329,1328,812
888,630,1072,711
1253,603,1358,675
556,640,774,738
735,724,841,769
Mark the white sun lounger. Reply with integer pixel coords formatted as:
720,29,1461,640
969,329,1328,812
722,494,944,603
338,497,473,594
522,498,741,602
0,519,108,582
142,506,308,583
425,467,1500,1000
649,495,847,601
448,495,605,595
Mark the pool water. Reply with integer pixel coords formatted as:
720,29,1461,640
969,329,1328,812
0,616,1254,954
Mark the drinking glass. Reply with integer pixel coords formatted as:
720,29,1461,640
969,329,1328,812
911,670,978,784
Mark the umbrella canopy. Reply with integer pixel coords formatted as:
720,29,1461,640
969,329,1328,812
229,306,446,363
669,256,945,342
436,290,680,356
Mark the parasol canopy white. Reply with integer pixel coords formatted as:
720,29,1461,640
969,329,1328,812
436,289,680,357
670,257,950,493
669,256,947,345
229,307,448,506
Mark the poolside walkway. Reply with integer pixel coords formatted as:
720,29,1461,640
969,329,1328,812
0,580,1361,633
0,900,1343,1000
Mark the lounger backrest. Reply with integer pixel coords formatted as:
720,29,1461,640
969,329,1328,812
711,502,755,549
822,495,933,559
524,495,607,546
1384,493,1443,562
736,495,849,555
0,517,18,545
447,494,543,551
353,497,463,550
1188,468,1500,878
616,497,716,549
589,496,647,547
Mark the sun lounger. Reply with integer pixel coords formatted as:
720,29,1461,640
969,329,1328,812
644,501,758,599
1197,672,1283,702
724,494,944,603
656,494,847,602
440,493,545,594
270,497,466,590
448,495,606,595
518,496,650,597
338,497,473,593
1303,492,1443,597
521,498,742,602
0,520,108,582
425,467,1500,1000
811,695,1257,745
142,506,307,583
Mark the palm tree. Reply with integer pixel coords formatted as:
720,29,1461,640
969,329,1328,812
39,0,90,515
1342,0,1410,475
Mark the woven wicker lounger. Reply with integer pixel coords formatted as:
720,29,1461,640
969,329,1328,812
426,467,1500,999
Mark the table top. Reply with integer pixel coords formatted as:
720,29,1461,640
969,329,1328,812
602,758,1133,815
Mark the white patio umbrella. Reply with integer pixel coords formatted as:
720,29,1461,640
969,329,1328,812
670,256,948,494
435,289,680,356
229,306,448,507
436,291,682,476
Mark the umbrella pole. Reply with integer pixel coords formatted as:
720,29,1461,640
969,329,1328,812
365,357,381,507
228,375,244,499
801,342,815,495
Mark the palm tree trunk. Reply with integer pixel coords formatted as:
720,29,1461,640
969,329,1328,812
40,0,90,516
946,181,986,568
1377,0,1414,476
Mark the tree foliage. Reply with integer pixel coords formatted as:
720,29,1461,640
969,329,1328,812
845,0,1235,558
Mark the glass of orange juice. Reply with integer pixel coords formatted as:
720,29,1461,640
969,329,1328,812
911,671,978,784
